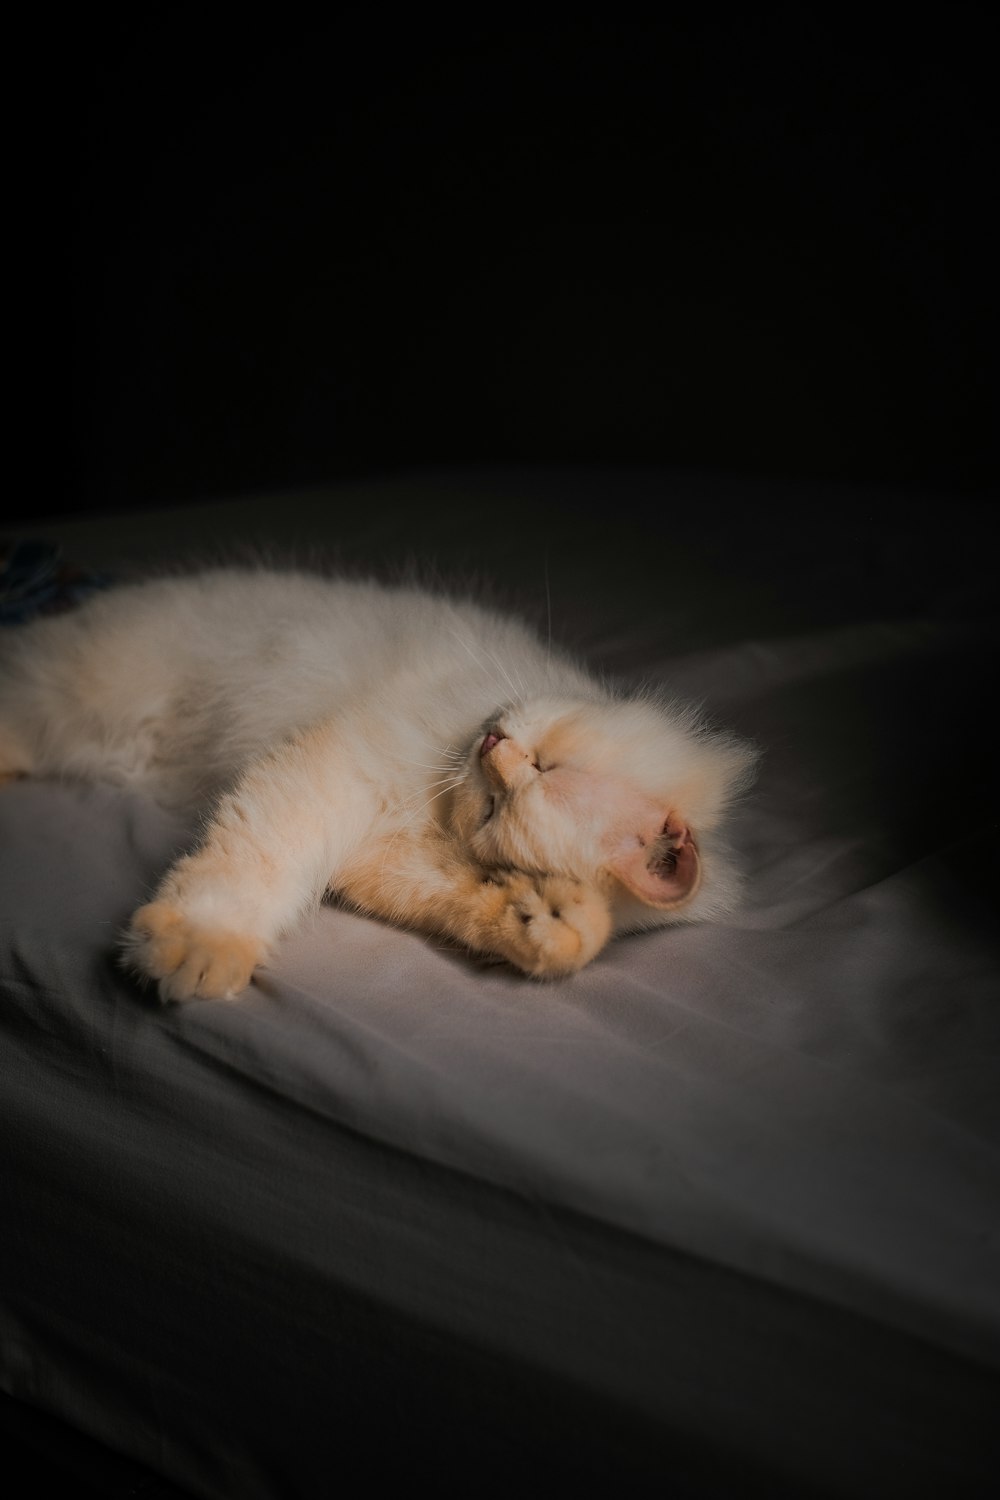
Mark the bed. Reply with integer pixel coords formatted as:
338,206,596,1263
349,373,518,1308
2,467,998,1497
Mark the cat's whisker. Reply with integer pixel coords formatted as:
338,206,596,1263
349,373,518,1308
377,780,463,895
445,625,513,705
395,780,464,804
480,643,524,706
397,760,464,772
500,658,527,703
396,743,464,772
544,553,552,669
392,774,464,813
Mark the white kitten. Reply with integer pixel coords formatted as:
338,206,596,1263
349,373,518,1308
0,569,756,996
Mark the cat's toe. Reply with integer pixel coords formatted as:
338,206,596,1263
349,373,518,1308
495,873,612,978
124,901,263,1002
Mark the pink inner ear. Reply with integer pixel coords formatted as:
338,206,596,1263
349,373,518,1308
608,816,702,910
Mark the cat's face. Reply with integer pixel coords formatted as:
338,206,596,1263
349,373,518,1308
449,697,753,918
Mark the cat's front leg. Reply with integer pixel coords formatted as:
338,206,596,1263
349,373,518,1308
124,725,374,1001
483,871,613,978
343,841,612,977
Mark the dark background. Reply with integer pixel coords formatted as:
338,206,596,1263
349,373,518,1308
64,8,995,522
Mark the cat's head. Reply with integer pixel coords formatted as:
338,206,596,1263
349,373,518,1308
449,695,757,928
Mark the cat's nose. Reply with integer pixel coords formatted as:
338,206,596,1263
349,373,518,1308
482,734,534,790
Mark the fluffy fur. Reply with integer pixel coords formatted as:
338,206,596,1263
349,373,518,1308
0,569,757,997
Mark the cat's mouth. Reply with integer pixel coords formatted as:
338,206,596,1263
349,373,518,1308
480,730,506,758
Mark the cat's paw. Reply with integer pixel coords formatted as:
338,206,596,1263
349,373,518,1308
124,901,264,1002
490,873,613,978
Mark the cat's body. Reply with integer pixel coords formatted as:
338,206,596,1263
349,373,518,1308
0,569,756,997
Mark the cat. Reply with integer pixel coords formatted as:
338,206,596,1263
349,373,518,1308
0,567,757,997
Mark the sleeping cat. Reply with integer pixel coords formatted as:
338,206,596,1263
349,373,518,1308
0,569,756,997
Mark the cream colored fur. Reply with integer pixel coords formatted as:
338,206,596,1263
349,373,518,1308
0,569,756,997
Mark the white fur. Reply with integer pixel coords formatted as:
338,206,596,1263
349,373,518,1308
0,569,757,991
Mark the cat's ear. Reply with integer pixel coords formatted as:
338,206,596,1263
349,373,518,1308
607,818,701,910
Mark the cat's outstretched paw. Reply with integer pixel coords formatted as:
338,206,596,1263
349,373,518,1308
490,872,613,978
124,901,264,1002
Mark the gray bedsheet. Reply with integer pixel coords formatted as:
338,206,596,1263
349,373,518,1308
2,469,998,1496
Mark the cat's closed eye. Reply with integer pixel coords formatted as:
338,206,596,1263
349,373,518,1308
482,796,496,824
